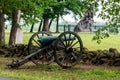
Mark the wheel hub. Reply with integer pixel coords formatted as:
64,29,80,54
65,46,73,53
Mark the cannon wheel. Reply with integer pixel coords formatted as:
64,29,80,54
28,31,54,65
54,31,83,68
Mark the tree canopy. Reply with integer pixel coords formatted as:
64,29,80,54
93,0,120,43
0,0,119,45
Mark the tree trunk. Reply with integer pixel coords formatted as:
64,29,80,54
0,13,5,45
56,14,59,33
9,10,21,45
48,18,53,29
30,23,34,33
38,20,43,32
42,17,49,31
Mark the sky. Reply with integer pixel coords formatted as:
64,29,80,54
63,14,104,22
62,1,105,23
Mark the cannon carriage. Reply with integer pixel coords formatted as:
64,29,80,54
8,31,83,68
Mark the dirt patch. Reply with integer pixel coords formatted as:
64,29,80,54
80,64,98,70
79,63,120,71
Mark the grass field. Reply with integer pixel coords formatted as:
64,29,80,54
1,32,120,80
0,56,120,80
79,32,120,51
5,32,120,51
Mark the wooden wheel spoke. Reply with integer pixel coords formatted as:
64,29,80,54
47,52,52,56
29,31,53,65
59,39,66,47
60,53,70,64
63,34,68,46
69,40,74,46
72,50,80,55
55,32,83,68
61,54,66,63
72,47,80,51
65,54,71,66
37,34,40,39
71,52,78,60
56,50,64,53
57,44,65,49
33,38,41,47
71,41,79,47
68,33,71,45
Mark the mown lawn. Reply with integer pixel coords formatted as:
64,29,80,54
1,32,120,80
0,56,120,80
5,32,120,51
79,32,120,51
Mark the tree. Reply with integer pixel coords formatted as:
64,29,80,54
30,23,34,32
9,10,21,45
56,14,59,33
6,0,43,45
41,0,91,32
93,0,120,43
38,20,43,32
0,4,5,45
0,0,5,45
48,18,53,30
3,0,118,45
100,0,120,33
41,0,57,31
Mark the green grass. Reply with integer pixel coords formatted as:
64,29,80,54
5,32,120,51
2,32,120,80
79,32,120,51
0,56,120,80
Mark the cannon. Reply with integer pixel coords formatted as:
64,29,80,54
7,31,83,68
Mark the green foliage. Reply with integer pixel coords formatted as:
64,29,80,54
100,0,120,31
2,0,99,27
21,0,44,25
64,0,95,18
94,0,120,43
93,28,109,44
41,0,97,20
2,0,44,26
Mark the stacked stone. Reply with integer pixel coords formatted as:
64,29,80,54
81,47,120,66
0,45,120,66
0,44,28,57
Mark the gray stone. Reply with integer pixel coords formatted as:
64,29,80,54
15,28,23,44
0,77,19,80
